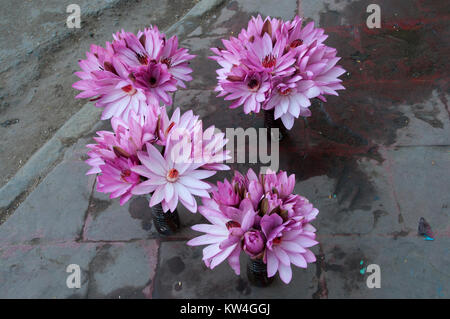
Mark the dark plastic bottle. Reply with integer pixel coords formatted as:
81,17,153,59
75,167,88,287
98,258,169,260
151,203,180,235
247,258,274,287
264,109,285,141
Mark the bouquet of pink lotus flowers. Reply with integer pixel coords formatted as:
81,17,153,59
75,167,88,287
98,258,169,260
74,26,231,214
73,26,195,120
85,105,230,212
188,169,319,284
210,15,345,130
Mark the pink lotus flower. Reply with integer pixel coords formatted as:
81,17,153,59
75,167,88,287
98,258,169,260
96,157,141,205
261,214,318,284
222,71,270,114
285,18,328,50
211,15,346,129
188,169,319,284
113,27,195,88
187,198,257,275
211,179,241,207
134,62,177,105
244,33,296,76
162,108,231,171
295,44,346,102
112,29,162,69
158,35,195,88
74,43,114,85
73,55,149,120
264,78,320,129
130,142,216,213
73,26,194,119
85,107,161,175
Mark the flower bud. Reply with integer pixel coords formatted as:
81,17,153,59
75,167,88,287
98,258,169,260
243,230,265,257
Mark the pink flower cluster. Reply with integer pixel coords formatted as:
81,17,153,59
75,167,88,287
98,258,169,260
73,26,195,120
188,169,319,284
210,15,345,129
86,106,230,212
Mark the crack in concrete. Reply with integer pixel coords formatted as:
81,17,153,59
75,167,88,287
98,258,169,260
312,244,328,299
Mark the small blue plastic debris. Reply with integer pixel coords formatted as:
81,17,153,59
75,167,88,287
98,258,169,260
359,260,365,274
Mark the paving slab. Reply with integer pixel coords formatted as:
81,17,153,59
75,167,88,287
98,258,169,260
0,242,96,298
320,235,450,298
0,240,159,298
153,240,317,298
386,146,450,235
83,193,154,242
86,240,159,299
0,159,94,245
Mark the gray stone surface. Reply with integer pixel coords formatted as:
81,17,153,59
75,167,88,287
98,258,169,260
86,240,159,298
0,160,94,245
153,241,317,298
0,104,101,210
386,146,450,234
0,242,97,298
395,90,450,146
294,158,401,236
321,236,450,298
0,0,198,188
83,193,154,242
0,240,159,299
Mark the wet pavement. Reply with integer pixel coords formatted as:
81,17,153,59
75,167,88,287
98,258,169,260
0,0,449,298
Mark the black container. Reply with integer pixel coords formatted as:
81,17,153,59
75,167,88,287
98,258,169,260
263,109,285,141
247,258,274,287
151,203,180,235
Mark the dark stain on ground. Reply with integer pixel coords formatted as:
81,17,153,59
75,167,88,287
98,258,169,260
325,246,366,293
26,237,41,245
89,244,116,273
128,196,153,231
0,118,19,128
85,244,122,298
226,0,239,11
350,51,370,63
330,246,346,260
88,198,111,220
235,277,251,295
389,229,410,240
412,103,444,128
372,210,388,228
167,256,185,275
